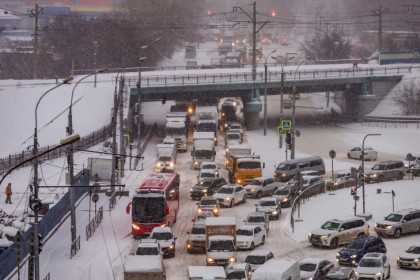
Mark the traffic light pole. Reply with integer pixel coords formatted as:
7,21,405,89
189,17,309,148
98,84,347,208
362,133,381,214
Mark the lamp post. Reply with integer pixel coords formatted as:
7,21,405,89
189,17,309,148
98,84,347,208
290,57,310,160
32,76,73,280
361,133,381,213
257,49,277,136
67,68,107,244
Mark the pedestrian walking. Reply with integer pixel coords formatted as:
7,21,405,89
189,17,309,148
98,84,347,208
5,182,12,204
353,60,358,69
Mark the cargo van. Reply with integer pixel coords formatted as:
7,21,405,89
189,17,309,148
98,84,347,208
274,156,325,182
251,258,300,280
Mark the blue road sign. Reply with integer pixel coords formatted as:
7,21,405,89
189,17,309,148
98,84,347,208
282,120,292,130
278,126,286,135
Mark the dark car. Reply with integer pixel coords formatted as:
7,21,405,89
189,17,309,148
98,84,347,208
299,258,334,280
336,236,386,266
325,267,357,280
189,177,227,199
272,185,297,207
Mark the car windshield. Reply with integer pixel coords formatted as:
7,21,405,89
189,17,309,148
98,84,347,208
226,271,246,279
245,255,266,264
158,156,172,162
274,188,289,195
247,216,265,223
299,263,317,272
200,199,217,205
194,150,214,158
345,240,365,250
200,172,215,178
260,200,276,207
208,240,234,251
276,163,290,171
191,227,206,235
202,164,216,170
196,180,212,187
407,246,420,254
358,258,381,267
237,229,253,236
227,134,240,140
372,164,385,170
385,214,403,222
321,221,340,231
249,179,263,186
151,232,173,240
218,187,234,194
136,247,159,255
238,162,261,169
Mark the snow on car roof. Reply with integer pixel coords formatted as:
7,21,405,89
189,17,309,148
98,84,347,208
124,255,163,273
227,262,248,271
260,197,277,202
238,224,261,231
206,216,236,226
201,161,217,166
166,121,185,128
300,258,324,264
248,249,272,256
253,259,298,277
151,226,172,233
188,266,226,278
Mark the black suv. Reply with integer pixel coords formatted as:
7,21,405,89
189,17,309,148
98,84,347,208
364,160,406,183
189,177,227,199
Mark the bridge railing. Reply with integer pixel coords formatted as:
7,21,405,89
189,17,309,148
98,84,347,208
134,65,417,88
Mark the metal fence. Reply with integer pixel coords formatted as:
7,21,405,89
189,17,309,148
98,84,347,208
1,169,90,280
85,206,104,241
361,116,420,129
70,235,81,259
0,124,112,173
134,122,157,168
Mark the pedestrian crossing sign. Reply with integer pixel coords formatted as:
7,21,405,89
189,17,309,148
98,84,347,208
123,134,130,141
278,126,286,135
282,120,292,130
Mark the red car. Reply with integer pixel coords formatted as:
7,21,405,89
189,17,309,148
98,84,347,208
261,38,271,45
280,38,289,46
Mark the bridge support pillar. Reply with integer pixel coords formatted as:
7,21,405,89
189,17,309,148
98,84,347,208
244,88,262,131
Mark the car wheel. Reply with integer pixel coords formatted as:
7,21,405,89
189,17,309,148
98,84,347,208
261,236,265,244
329,238,338,249
250,242,255,250
358,232,365,237
242,195,247,203
229,200,233,208
397,173,403,180
387,267,391,279
256,192,262,199
347,153,351,159
393,228,402,239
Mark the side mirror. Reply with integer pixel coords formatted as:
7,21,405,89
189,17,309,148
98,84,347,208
263,163,265,169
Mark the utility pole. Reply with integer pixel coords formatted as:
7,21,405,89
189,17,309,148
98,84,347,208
111,80,118,193
118,77,125,178
372,6,389,52
252,1,257,80
29,4,43,79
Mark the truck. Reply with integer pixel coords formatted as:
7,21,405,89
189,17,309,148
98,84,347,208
155,144,176,173
205,217,237,267
124,255,166,280
188,266,226,280
165,114,187,153
195,106,218,122
218,43,232,56
251,258,300,280
227,154,264,186
192,132,215,169
225,143,252,167
222,52,243,68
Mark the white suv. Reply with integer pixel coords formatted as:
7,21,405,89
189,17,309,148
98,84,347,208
308,217,369,249
355,253,390,280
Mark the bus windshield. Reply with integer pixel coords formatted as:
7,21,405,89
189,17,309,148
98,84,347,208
132,196,166,223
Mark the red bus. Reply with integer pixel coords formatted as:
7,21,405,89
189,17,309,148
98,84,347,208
126,173,180,236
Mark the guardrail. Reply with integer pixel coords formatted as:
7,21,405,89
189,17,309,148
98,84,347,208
85,206,104,241
361,116,420,129
70,235,81,259
131,65,415,88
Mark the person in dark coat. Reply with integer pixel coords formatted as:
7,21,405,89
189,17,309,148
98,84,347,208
5,182,12,204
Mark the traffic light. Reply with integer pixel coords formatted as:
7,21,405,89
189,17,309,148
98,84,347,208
351,187,357,195
38,234,43,253
285,132,291,149
115,156,121,170
271,10,276,17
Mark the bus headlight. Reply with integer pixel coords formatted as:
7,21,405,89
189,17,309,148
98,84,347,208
198,208,202,213
132,223,140,230
169,162,174,167
213,208,219,214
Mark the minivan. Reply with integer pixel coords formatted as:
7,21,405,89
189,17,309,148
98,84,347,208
274,156,325,182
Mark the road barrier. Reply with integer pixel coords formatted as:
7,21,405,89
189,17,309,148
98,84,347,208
85,206,104,241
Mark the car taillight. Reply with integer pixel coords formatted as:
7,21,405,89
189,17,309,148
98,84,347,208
364,152,367,155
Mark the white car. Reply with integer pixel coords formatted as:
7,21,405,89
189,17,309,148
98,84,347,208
200,161,219,177
397,244,420,270
348,146,378,161
229,122,243,134
255,197,281,220
235,225,266,250
225,262,251,280
244,249,274,272
212,184,247,207
150,227,177,258
299,258,334,280
244,212,269,232
355,253,390,280
198,168,218,181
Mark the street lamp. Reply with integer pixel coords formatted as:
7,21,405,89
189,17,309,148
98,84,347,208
361,133,381,213
67,68,107,246
290,56,311,160
256,49,277,136
32,76,73,280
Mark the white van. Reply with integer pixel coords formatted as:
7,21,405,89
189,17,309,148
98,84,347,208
124,255,166,280
274,156,325,182
251,258,300,280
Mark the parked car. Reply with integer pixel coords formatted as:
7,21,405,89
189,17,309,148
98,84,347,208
225,262,251,280
364,160,406,183
282,98,293,109
325,267,357,280
200,161,220,177
190,177,227,199
244,249,274,272
397,244,420,270
186,224,206,253
255,197,281,220
308,217,369,249
244,177,279,198
150,227,177,258
212,184,247,207
244,212,269,232
355,253,390,280
236,225,266,250
272,185,297,207
347,147,378,161
374,208,420,238
197,196,220,216
198,168,218,181
336,236,387,266
299,258,334,280
288,92,300,100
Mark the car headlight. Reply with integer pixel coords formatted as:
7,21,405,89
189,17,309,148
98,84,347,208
169,162,174,167
355,272,359,276
397,257,400,261
351,254,357,259
375,272,382,277
194,161,198,166
308,233,312,238
236,180,241,184
372,174,377,178
336,253,340,257
215,171,219,176
214,137,217,141
272,211,278,215
414,258,419,262
386,225,393,229
169,244,175,250
226,160,229,164
250,188,256,192
281,173,286,177
207,257,214,263
157,163,161,167
283,198,288,202
132,224,140,230
213,208,219,214
226,197,231,201
274,172,277,177
321,234,330,239
229,257,236,263
374,223,377,227
198,208,202,212
203,189,207,193
190,188,193,193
